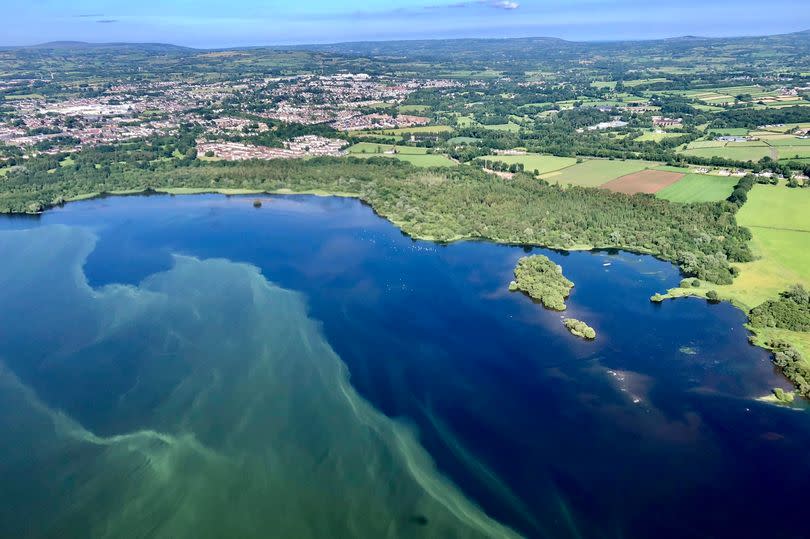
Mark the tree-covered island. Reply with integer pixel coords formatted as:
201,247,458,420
564,318,597,340
508,255,574,311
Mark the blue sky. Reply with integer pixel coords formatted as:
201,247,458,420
4,0,810,47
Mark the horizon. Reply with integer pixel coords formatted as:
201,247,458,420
11,27,810,51
4,0,810,48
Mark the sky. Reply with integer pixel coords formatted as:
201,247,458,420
3,0,810,48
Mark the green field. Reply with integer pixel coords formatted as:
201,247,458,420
655,174,738,203
452,114,478,127
662,184,810,349
686,139,729,149
481,122,522,132
349,143,429,155
2,93,44,100
541,159,655,187
636,131,683,142
447,136,480,144
765,136,810,147
777,146,810,160
484,153,577,174
365,125,454,135
679,145,774,162
398,104,431,113
347,143,456,167
706,128,750,136
686,184,810,310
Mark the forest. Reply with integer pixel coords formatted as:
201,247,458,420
749,285,810,332
0,154,753,287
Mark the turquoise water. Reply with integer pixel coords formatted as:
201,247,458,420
0,194,808,539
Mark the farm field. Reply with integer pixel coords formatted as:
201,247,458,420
348,143,429,155
481,122,523,132
541,159,655,187
398,104,431,113
765,136,810,146
347,143,457,167
364,125,453,135
706,128,750,136
679,145,774,162
636,130,683,142
602,169,684,194
484,153,577,174
655,174,738,202
667,185,810,310
777,146,810,160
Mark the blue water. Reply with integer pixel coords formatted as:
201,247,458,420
1,193,809,539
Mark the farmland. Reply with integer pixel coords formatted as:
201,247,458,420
541,159,655,187
655,174,739,202
679,144,774,162
602,169,684,194
348,143,457,167
664,184,810,309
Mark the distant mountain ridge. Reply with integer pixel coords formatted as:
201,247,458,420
12,28,810,53
12,41,191,52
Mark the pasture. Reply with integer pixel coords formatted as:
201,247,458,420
655,174,738,203
663,185,810,329
365,125,454,135
398,104,431,113
348,143,456,167
349,143,429,155
679,145,774,162
481,122,522,133
541,159,654,187
636,130,684,142
709,184,810,309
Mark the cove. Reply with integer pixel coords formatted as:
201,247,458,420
0,193,809,539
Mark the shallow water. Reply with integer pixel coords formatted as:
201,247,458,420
0,194,809,539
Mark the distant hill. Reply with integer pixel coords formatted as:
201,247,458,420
16,41,191,52
5,28,809,54
1,29,807,79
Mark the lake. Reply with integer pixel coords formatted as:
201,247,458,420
0,194,808,539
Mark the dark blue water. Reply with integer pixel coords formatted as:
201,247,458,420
1,194,809,539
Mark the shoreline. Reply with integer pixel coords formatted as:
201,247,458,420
9,186,806,400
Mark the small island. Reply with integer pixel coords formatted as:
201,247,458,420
564,318,597,340
508,255,574,311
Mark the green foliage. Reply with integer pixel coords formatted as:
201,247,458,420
563,318,596,340
749,285,810,332
768,340,810,398
727,174,757,205
508,255,573,311
772,387,796,404
0,150,752,285
650,293,665,303
711,106,810,130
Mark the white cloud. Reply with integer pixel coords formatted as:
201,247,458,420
491,1,520,9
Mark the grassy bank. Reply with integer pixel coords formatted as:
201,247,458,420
654,183,810,397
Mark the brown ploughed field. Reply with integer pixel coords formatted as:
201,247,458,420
602,170,685,195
